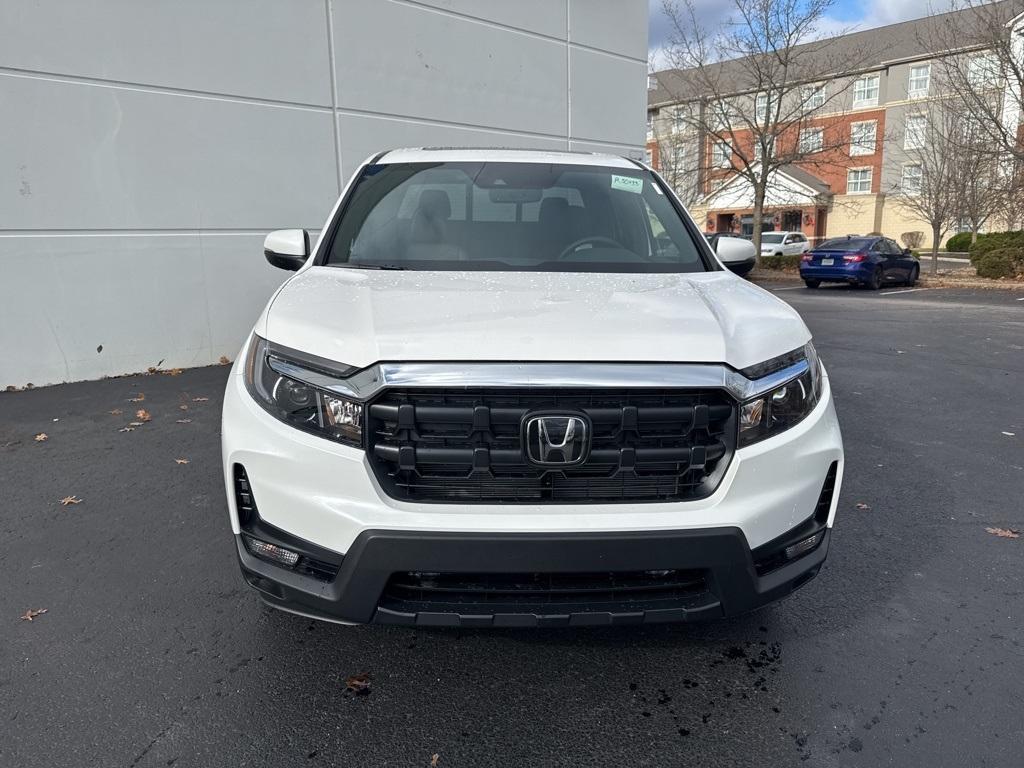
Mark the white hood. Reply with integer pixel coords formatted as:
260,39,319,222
263,267,810,371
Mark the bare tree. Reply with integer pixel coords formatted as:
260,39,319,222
952,128,1010,244
651,108,701,204
659,0,879,258
925,0,1024,166
889,105,962,273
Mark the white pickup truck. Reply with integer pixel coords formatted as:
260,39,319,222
222,148,844,627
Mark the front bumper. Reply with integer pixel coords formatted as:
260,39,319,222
222,356,844,626
238,524,831,626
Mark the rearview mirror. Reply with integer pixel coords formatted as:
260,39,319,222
264,229,309,271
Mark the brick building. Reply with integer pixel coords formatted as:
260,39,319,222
646,2,1024,247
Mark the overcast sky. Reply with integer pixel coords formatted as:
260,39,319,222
648,0,945,68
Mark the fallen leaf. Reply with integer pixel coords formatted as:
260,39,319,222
118,426,135,433
985,527,1020,539
175,419,192,424
431,755,439,767
60,495,82,506
179,404,189,411
219,356,231,365
109,408,123,416
135,409,151,422
345,672,372,695
855,502,871,510
165,368,183,376
175,458,190,465
128,393,145,403
20,608,47,622
34,433,48,442
192,397,209,403
128,421,144,427
147,367,158,374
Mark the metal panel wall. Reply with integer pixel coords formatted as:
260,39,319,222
0,0,647,387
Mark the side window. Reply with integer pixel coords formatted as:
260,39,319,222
870,241,884,253
888,239,903,254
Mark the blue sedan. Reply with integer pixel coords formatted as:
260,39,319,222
800,236,920,290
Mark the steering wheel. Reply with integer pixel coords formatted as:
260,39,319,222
556,236,624,260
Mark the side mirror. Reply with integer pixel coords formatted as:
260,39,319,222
264,229,309,271
902,247,912,256
714,236,757,271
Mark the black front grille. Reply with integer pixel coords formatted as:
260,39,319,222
380,569,709,615
366,388,736,503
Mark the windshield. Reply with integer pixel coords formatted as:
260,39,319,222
817,237,873,251
323,162,710,273
761,233,785,244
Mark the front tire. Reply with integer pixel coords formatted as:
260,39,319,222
804,279,820,289
866,267,883,290
906,265,919,286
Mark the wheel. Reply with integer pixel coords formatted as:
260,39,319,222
906,265,919,286
804,279,820,289
866,267,883,290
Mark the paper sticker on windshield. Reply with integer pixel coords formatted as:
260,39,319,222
611,175,643,194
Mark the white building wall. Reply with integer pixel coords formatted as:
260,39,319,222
0,0,647,387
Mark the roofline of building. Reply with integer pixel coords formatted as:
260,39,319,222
647,3,1020,111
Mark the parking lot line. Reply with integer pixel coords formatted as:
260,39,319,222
878,288,932,295
771,286,804,291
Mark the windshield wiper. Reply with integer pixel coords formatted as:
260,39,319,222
344,263,407,270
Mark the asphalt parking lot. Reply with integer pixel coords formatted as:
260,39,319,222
2,285,1022,768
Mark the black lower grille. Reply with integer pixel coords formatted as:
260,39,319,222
366,388,736,503
380,569,709,614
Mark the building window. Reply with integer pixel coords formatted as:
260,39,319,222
646,112,654,139
754,134,776,162
755,93,769,123
671,106,686,134
802,84,825,111
904,114,927,150
713,141,732,168
908,63,930,97
901,164,923,195
847,168,873,194
644,148,654,166
967,53,1000,87
648,74,657,90
853,75,880,107
711,100,735,131
850,120,877,155
799,127,824,154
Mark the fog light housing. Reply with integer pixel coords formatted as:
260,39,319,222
243,534,300,568
784,531,824,561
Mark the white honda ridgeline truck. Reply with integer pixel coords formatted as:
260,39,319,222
222,148,844,627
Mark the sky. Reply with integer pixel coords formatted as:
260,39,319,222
648,0,947,68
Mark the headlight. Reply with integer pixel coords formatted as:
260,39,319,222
243,335,363,447
737,342,822,448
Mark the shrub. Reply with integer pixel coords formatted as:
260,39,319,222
975,247,1024,279
759,254,802,270
945,232,973,253
969,231,1024,265
901,231,924,249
